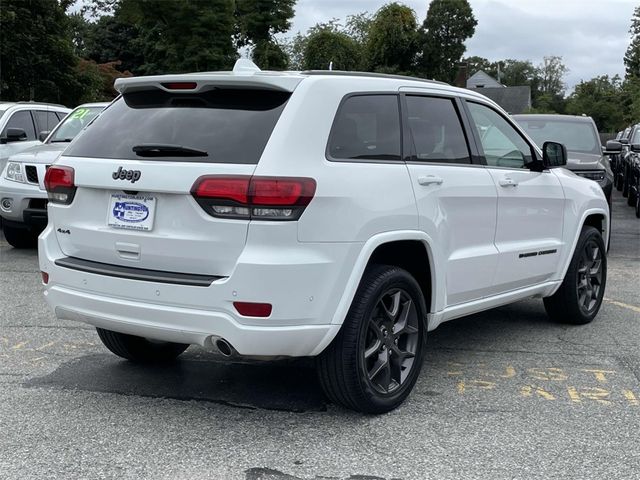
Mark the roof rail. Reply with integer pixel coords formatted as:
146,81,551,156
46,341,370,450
15,101,67,108
300,70,449,86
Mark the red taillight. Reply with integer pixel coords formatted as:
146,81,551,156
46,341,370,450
162,82,197,90
234,302,272,317
44,166,76,205
192,176,250,203
191,175,316,220
251,177,316,207
41,272,49,285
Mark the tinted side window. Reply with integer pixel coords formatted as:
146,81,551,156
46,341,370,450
467,102,533,168
328,95,401,161
34,111,62,134
2,110,36,140
405,96,471,164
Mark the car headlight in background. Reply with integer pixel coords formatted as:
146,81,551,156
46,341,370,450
575,170,606,185
5,162,25,183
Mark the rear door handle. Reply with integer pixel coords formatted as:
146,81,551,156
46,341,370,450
418,175,444,186
499,177,518,187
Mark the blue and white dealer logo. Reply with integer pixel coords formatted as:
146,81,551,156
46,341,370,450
113,201,149,223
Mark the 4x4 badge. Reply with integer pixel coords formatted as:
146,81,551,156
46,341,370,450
112,167,141,183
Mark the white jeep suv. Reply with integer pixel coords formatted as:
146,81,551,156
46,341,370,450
39,61,609,413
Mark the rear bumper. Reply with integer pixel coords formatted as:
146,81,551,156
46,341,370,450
46,284,340,356
39,224,359,357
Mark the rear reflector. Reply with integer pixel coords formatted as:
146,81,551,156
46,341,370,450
44,166,76,205
234,302,272,317
191,175,316,220
41,272,49,284
161,82,197,90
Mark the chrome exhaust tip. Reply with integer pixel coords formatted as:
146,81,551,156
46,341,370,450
215,338,234,357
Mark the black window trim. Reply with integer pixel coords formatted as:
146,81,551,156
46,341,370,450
399,92,482,167
460,99,542,171
325,91,404,164
1,108,38,141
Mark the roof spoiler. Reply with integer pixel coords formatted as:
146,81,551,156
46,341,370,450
114,59,303,94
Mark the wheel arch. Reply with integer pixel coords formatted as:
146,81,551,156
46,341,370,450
556,208,609,289
330,231,440,326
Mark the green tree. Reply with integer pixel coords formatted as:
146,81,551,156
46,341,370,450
622,76,640,124
625,6,640,78
83,13,144,74
303,27,361,71
463,56,497,78
345,12,373,45
499,59,538,87
366,3,419,74
235,0,296,69
566,75,625,132
419,0,477,82
538,55,568,97
0,0,93,105
117,0,237,74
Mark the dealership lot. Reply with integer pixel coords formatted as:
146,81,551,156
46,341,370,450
0,190,638,480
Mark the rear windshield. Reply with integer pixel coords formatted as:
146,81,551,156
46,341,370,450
64,88,291,163
516,118,600,155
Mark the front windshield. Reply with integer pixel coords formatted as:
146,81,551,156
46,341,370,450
49,106,103,143
516,118,601,155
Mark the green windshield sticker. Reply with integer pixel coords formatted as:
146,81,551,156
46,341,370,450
71,108,90,119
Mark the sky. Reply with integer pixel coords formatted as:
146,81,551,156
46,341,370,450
286,0,638,89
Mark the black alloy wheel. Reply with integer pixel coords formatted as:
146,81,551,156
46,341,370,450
575,239,604,315
317,264,427,414
362,288,420,395
544,226,607,325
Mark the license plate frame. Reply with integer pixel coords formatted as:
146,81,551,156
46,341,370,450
107,193,157,231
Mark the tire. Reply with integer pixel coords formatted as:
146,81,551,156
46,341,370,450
627,183,636,207
317,264,427,414
96,328,189,362
636,192,640,218
544,226,606,325
2,224,38,249
616,173,623,191
622,168,630,198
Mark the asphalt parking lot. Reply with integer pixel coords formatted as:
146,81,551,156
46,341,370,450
1,190,639,480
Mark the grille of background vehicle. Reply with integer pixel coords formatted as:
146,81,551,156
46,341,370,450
25,166,38,184
28,199,48,210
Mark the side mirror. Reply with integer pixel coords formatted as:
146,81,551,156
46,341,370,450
38,130,50,142
542,141,567,168
631,143,640,153
604,140,623,155
3,127,27,143
620,138,629,145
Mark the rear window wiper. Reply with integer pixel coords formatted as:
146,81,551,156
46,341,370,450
132,144,208,157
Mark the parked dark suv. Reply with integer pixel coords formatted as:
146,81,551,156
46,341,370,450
514,114,614,208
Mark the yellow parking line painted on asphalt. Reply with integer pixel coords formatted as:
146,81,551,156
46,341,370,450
36,342,56,351
604,298,640,314
11,342,27,350
623,390,639,406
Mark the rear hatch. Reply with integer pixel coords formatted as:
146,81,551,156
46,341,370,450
51,82,293,276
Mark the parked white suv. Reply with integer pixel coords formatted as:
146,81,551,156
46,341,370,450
1,103,108,248
39,61,610,413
